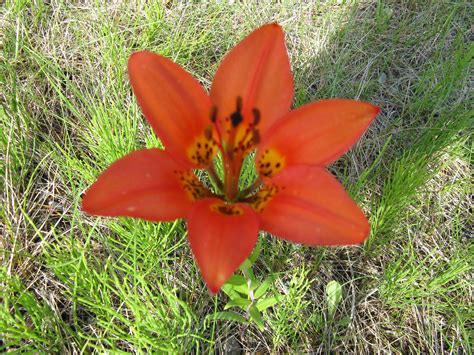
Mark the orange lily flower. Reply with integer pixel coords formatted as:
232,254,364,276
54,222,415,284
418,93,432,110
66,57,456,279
82,23,380,293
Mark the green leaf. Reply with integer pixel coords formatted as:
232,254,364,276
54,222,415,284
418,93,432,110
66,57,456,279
239,259,255,279
221,284,240,299
224,297,252,310
225,274,260,296
226,275,246,287
255,295,283,311
249,279,260,291
234,282,250,295
337,316,352,327
254,276,274,299
239,259,252,271
326,280,343,317
206,311,247,324
248,240,262,264
248,305,264,331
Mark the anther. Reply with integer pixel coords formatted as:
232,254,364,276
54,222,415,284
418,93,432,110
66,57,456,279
230,96,244,127
236,96,242,112
231,111,243,127
252,129,260,145
210,106,218,122
252,108,261,125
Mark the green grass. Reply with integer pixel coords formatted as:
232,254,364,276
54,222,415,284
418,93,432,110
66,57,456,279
1,1,472,352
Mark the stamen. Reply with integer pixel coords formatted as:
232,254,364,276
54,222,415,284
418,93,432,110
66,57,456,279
252,108,261,125
210,105,218,123
236,96,243,111
227,103,262,163
208,163,224,192
230,97,243,127
226,96,245,160
252,129,260,145
219,97,264,201
207,108,224,153
230,112,242,127
239,178,263,198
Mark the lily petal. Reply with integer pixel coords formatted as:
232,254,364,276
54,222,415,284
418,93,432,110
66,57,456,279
256,100,380,177
187,198,259,294
82,149,197,221
128,51,215,167
210,23,293,136
254,166,369,245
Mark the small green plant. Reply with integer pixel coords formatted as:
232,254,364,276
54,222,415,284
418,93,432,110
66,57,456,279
325,280,343,318
206,242,285,331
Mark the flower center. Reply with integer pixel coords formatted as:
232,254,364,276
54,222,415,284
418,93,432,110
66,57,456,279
180,97,277,206
208,96,262,202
